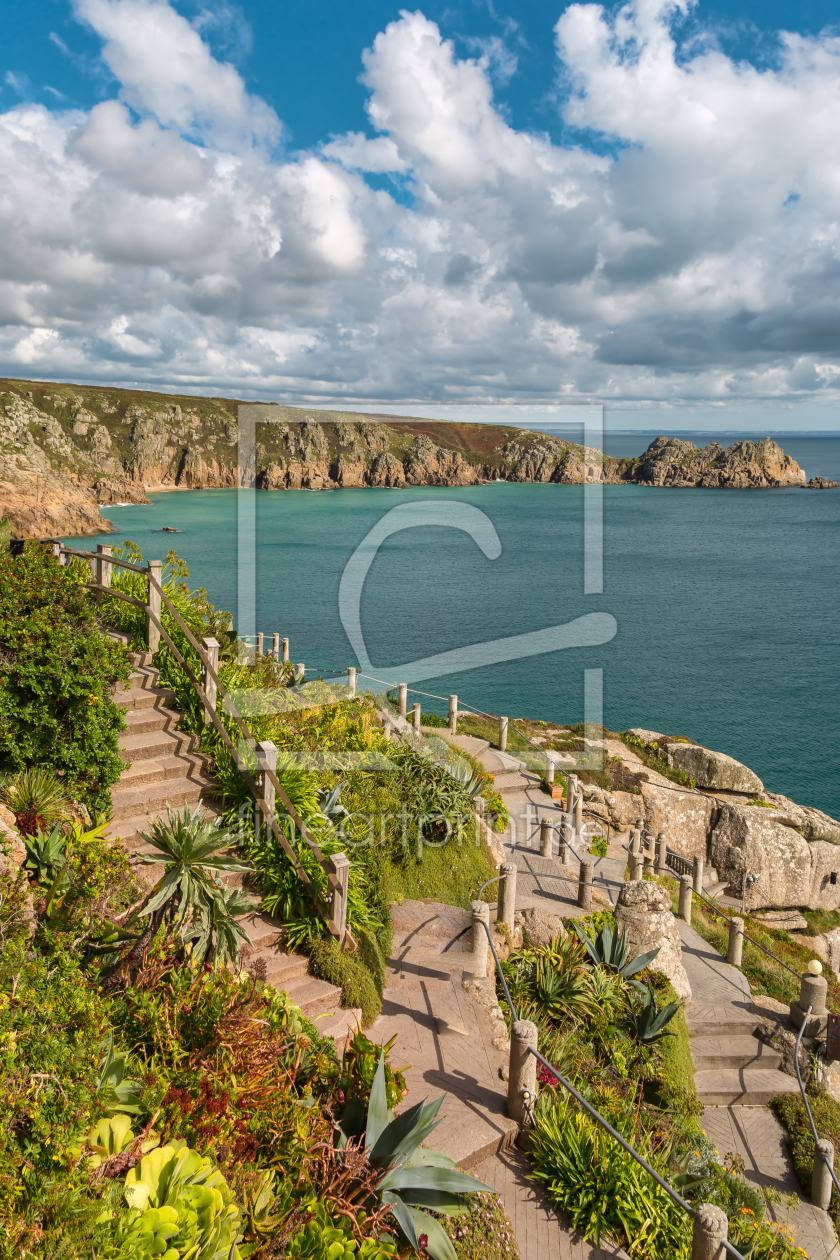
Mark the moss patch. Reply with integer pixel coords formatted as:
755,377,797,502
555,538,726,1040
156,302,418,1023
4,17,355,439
383,836,496,909
308,934,383,1027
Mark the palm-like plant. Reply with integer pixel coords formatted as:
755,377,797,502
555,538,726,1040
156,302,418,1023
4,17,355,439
108,806,256,975
0,767,71,836
333,1051,492,1260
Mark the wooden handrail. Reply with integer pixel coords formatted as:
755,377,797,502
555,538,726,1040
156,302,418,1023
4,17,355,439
56,544,348,941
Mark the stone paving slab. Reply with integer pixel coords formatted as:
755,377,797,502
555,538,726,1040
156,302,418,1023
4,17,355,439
702,1106,840,1259
473,1148,630,1259
366,953,518,1169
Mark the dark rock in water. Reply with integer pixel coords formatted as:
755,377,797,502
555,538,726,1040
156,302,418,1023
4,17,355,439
807,477,839,488
161,526,182,532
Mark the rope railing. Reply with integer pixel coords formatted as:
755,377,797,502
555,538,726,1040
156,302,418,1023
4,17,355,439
52,544,352,945
473,915,748,1260
794,1005,840,1200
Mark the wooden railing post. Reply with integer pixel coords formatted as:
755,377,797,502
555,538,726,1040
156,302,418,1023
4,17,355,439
95,544,112,605
499,716,508,752
328,852,350,944
201,637,219,725
448,694,457,734
347,667,356,697
255,740,277,842
272,632,280,660
282,637,289,663
146,560,162,653
256,632,264,657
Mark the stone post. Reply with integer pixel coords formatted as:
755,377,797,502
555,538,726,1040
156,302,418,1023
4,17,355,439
578,860,593,910
812,1139,835,1211
557,823,567,865
643,833,655,870
654,832,666,875
146,560,162,653
201,637,219,725
630,828,641,856
507,1020,538,1124
347,666,356,697
727,916,744,967
498,861,517,929
691,1204,728,1260
255,740,277,841
790,962,830,1034
679,876,693,922
398,683,408,718
272,632,280,660
574,794,583,841
328,852,350,945
282,637,289,663
256,632,264,657
539,818,552,858
295,663,305,684
412,702,421,733
499,716,508,752
95,544,112,605
629,853,643,881
545,756,555,786
693,854,705,895
568,775,578,813
471,901,490,978
382,716,392,740
449,695,457,734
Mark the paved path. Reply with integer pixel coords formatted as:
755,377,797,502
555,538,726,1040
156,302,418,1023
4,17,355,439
678,921,839,1259
472,1147,629,1260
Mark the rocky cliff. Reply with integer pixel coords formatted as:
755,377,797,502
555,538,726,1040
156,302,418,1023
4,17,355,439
0,378,831,538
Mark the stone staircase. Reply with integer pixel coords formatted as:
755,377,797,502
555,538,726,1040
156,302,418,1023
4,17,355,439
106,650,359,1044
690,1013,799,1105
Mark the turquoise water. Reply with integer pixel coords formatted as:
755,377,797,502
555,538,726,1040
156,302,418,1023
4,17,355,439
67,474,840,819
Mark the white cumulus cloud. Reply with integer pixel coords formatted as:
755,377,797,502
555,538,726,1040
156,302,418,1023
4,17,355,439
1,0,840,404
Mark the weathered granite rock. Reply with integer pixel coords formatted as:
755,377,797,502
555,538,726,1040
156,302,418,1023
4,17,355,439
710,804,840,910
624,728,665,744
639,782,716,858
764,793,840,845
825,928,840,981
604,790,646,830
514,907,565,947
753,910,809,932
614,880,692,1005
661,741,764,794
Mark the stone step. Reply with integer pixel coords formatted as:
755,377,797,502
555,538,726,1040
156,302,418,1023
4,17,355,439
694,1068,799,1105
492,771,532,793
391,929,472,954
703,880,728,900
688,1013,760,1038
118,727,198,764
245,945,310,985
278,975,343,1021
691,1035,782,1071
116,751,208,790
316,1006,363,1048
391,901,472,940
110,774,213,821
240,912,286,956
114,685,179,712
106,799,224,846
122,706,182,737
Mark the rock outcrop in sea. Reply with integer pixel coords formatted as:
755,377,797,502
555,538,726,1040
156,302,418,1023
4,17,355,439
0,379,834,539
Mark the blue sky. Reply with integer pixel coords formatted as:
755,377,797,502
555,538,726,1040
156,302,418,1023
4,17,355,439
3,0,840,428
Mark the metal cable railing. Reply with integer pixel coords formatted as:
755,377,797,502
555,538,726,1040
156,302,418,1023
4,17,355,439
794,1005,840,1200
473,916,748,1260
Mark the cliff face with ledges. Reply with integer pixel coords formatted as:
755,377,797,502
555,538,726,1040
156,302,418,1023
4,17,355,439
0,378,826,539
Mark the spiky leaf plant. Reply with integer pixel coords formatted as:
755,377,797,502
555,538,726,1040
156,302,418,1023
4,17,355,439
0,766,71,837
573,920,660,983
334,1050,493,1260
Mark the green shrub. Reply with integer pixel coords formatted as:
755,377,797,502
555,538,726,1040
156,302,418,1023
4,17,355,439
0,546,131,813
772,1091,840,1230
308,936,383,1026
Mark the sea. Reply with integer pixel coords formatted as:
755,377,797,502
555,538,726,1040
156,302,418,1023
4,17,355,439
65,431,840,820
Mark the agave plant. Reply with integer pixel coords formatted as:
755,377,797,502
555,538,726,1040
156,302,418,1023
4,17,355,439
21,823,67,883
333,1050,492,1260
0,767,71,837
574,921,660,985
318,781,350,823
634,981,680,1045
183,885,257,969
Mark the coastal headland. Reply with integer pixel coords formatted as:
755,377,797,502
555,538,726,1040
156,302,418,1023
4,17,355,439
0,377,835,538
